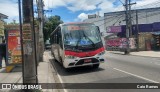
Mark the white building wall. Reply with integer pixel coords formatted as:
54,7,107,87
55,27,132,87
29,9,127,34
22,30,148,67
84,17,105,32
84,17,106,46
104,7,160,32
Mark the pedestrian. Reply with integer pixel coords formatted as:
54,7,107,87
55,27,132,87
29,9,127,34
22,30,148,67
0,40,8,69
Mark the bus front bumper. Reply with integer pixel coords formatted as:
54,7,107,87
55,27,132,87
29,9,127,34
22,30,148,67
63,55,105,68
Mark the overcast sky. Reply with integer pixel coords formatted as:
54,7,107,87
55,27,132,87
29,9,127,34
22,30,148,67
0,0,160,23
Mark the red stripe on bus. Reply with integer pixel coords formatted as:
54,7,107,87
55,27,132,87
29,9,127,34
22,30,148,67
65,47,105,58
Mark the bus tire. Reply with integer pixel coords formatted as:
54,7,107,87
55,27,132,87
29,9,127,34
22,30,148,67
54,59,58,62
93,64,99,69
63,64,70,71
64,67,70,72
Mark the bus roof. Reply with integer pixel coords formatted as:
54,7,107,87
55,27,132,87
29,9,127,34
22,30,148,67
51,22,95,36
62,22,93,25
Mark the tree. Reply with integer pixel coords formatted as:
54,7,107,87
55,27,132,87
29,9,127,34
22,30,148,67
43,15,63,43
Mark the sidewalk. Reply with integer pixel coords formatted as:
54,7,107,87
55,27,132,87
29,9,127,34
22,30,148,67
108,51,160,58
0,51,57,92
130,51,160,58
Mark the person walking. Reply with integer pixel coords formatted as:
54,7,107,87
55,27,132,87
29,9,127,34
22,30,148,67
0,40,8,69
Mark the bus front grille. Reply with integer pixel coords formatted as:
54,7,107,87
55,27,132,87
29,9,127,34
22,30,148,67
75,58,99,65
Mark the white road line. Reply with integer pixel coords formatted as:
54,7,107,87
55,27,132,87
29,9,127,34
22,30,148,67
113,68,159,83
154,63,160,66
57,73,68,92
49,53,68,92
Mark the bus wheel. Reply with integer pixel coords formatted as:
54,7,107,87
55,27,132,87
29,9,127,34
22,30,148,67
64,67,70,72
93,64,99,69
63,65,70,71
62,63,69,71
54,59,58,62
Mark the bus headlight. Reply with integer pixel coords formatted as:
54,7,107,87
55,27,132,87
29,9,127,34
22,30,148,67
98,51,105,56
65,55,77,59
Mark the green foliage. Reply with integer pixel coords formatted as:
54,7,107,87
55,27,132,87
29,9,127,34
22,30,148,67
34,18,39,26
43,15,63,42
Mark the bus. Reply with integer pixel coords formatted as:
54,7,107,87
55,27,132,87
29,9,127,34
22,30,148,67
50,22,105,69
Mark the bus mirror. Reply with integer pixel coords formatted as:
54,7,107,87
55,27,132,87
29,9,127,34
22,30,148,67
96,26,102,36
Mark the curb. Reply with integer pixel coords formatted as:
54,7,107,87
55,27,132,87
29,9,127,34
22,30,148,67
49,59,64,92
129,54,160,58
108,51,160,58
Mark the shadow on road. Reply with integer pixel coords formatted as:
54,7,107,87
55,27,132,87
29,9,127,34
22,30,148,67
49,59,105,76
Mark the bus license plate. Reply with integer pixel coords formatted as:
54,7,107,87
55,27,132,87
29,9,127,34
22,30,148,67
84,59,92,63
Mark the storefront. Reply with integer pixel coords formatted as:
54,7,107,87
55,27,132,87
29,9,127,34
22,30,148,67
138,33,152,51
105,21,160,51
152,22,160,50
152,32,160,50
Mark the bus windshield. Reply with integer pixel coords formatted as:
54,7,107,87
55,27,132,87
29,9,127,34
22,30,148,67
62,23,101,47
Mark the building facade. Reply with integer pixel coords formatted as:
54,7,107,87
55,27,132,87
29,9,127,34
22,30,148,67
104,7,160,51
84,7,160,51
104,7,160,30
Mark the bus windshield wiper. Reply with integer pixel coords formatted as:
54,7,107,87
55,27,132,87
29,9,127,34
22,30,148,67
82,31,96,49
75,30,82,49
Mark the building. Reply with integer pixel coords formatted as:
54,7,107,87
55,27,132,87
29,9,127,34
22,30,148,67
84,7,160,34
84,16,106,45
84,7,160,51
104,7,160,51
104,7,160,30
0,13,8,43
84,17,104,32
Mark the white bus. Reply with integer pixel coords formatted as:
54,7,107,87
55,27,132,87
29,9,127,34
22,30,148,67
50,22,105,69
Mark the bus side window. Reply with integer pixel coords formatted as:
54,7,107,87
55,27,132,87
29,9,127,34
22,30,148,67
50,36,53,44
56,31,58,44
57,27,63,49
54,33,56,44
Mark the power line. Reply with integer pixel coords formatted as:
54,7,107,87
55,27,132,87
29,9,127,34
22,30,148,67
91,0,160,23
98,14,124,27
118,0,125,5
91,14,123,23
133,11,160,21
134,0,160,9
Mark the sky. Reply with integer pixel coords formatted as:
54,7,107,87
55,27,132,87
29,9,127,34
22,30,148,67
0,0,160,23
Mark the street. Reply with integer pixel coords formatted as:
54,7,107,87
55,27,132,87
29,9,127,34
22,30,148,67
46,51,160,92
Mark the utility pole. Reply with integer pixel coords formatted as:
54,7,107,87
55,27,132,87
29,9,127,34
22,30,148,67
128,0,136,37
37,0,44,62
136,10,139,51
124,0,136,54
129,0,132,36
22,0,37,84
125,0,130,54
18,0,24,83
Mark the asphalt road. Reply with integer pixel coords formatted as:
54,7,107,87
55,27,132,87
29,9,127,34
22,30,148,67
48,51,160,92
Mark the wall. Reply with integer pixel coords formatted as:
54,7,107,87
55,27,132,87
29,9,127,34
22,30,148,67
139,33,153,51
104,7,160,33
84,17,106,46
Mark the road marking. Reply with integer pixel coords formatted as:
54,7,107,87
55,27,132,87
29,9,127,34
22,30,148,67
155,63,160,66
113,68,159,83
57,73,68,92
49,53,68,92
150,62,160,66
